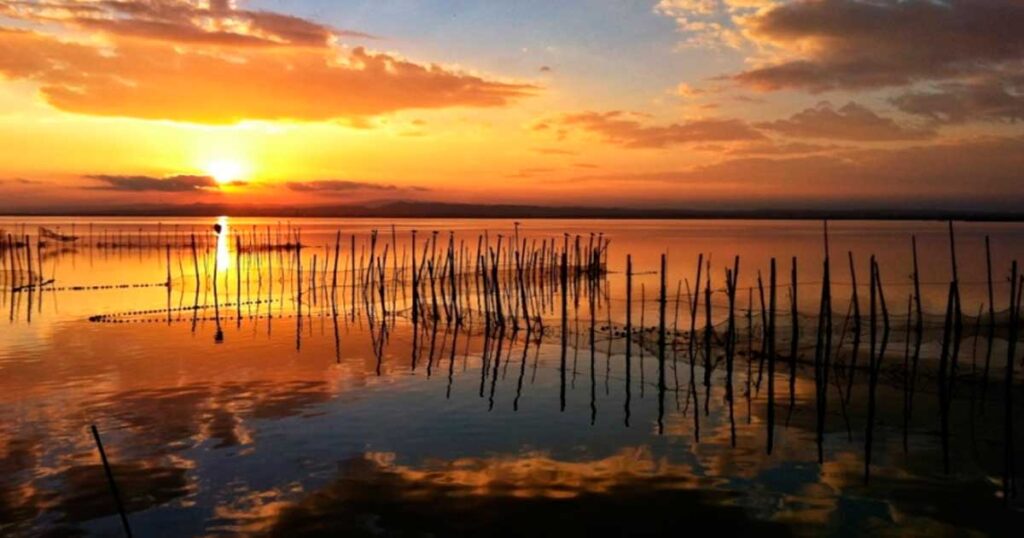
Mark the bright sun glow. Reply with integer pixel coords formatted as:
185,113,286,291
205,159,245,184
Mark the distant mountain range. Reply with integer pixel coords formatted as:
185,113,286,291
4,200,1024,221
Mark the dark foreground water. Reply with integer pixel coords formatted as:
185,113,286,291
1,217,1023,536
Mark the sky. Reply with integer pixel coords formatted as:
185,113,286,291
0,0,1023,212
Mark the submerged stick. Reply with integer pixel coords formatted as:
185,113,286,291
902,293,913,452
332,231,341,295
1004,261,1019,505
864,257,890,482
212,229,222,343
847,252,861,379
789,256,798,413
235,236,241,327
559,238,568,412
190,233,200,291
937,280,956,474
814,221,832,464
907,236,923,427
766,258,776,454
703,264,713,415
657,253,667,435
90,425,133,538
625,254,633,427
725,259,739,446
983,235,995,403
687,253,704,395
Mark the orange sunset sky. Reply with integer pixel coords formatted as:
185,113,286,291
0,0,1022,212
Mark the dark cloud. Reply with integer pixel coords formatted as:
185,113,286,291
286,180,429,194
757,102,934,141
85,174,219,192
535,111,764,148
891,76,1024,124
734,0,1024,91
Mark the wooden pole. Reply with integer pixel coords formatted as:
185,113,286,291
625,254,633,427
657,253,667,435
1003,261,1018,504
767,258,776,454
90,425,133,538
190,234,200,291
790,257,798,410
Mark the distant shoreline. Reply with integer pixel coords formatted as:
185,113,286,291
2,201,1023,222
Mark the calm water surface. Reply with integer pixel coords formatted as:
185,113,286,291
1,217,1023,536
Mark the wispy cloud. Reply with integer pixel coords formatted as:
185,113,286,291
533,147,578,155
724,141,837,156
0,0,372,48
505,168,556,179
534,111,763,148
86,174,221,192
285,180,429,194
564,136,1024,202
654,0,771,50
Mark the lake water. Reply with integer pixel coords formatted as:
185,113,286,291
1,217,1023,536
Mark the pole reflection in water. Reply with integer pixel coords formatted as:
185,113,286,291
1,217,1024,536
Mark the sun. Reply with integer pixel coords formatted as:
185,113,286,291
205,159,246,185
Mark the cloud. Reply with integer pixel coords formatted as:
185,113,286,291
674,83,705,97
534,111,764,148
568,136,1024,203
732,94,765,104
285,180,429,194
533,147,578,155
724,140,836,155
656,0,719,17
891,76,1024,124
654,0,772,50
86,174,220,192
0,0,372,48
0,10,534,124
501,167,552,179
757,102,934,141
506,167,556,179
733,0,1024,91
